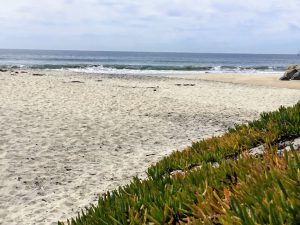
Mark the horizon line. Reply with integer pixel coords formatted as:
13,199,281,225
0,48,297,55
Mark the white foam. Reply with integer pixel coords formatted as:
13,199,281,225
64,65,283,76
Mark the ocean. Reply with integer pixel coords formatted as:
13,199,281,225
0,49,299,75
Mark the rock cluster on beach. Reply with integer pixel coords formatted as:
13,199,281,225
280,65,300,80
249,137,300,157
170,137,300,178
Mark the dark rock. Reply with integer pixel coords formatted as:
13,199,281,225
279,68,297,80
0,69,8,72
287,65,297,70
277,141,292,150
71,80,84,83
32,73,44,76
176,83,196,86
176,83,195,86
64,166,72,171
280,64,300,80
291,71,300,80
225,152,239,160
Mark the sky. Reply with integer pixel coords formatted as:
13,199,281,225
0,0,299,53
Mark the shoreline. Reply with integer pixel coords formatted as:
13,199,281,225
1,69,300,225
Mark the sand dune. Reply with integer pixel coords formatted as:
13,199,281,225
0,70,300,225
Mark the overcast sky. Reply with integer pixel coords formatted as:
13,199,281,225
0,0,299,53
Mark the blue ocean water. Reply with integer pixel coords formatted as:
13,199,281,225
0,49,299,75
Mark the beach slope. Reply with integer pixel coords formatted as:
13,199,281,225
0,70,300,224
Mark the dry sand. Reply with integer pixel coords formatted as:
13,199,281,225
0,70,299,225
166,73,300,89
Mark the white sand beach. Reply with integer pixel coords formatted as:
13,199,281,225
0,70,300,225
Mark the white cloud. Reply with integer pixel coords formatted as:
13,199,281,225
0,0,299,52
